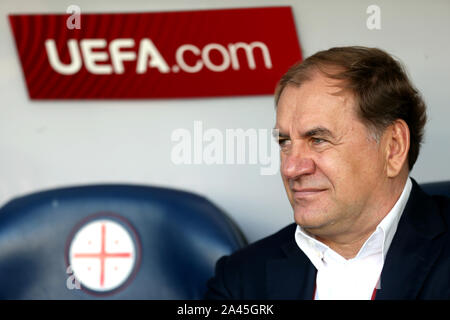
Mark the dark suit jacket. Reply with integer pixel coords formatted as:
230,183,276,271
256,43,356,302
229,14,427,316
205,179,450,299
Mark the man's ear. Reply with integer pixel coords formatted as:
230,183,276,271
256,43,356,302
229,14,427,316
385,119,410,177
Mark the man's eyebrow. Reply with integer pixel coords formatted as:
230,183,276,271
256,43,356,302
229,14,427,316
272,126,334,139
303,126,334,139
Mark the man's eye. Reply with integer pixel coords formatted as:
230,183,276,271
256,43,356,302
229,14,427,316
278,138,290,147
312,138,326,145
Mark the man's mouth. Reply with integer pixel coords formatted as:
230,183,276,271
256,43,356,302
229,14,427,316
292,188,327,199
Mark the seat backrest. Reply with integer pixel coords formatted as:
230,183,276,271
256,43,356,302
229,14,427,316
420,181,450,198
0,185,247,299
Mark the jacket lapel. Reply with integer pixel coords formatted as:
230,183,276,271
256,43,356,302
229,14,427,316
266,240,316,299
375,179,447,299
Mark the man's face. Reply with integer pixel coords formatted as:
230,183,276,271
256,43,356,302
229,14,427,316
276,73,388,238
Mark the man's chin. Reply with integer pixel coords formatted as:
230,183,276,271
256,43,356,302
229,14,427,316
293,206,328,230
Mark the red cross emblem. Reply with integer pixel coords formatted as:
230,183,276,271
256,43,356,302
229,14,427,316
68,217,139,293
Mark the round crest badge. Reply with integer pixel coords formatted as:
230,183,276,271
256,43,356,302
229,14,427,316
67,213,141,294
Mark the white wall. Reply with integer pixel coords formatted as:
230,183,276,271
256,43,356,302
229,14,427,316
1,0,449,243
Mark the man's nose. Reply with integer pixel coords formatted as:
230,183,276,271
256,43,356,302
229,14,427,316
281,147,316,180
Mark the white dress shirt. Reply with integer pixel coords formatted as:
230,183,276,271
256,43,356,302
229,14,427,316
294,178,412,300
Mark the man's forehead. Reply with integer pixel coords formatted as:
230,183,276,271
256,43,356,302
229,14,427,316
278,80,350,107
275,80,359,137
277,79,355,116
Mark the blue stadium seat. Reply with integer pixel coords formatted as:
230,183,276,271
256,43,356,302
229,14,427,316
420,181,450,198
0,185,247,299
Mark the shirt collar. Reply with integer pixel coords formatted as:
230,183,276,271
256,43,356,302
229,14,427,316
295,177,413,269
377,177,412,260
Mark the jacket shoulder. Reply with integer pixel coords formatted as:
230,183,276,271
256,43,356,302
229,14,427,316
204,223,297,299
230,223,297,262
431,194,450,222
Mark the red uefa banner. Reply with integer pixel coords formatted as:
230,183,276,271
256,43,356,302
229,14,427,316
9,7,302,99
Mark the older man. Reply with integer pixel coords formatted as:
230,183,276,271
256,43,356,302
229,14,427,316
205,46,450,300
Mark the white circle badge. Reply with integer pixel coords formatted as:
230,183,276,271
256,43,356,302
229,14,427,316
68,217,139,293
